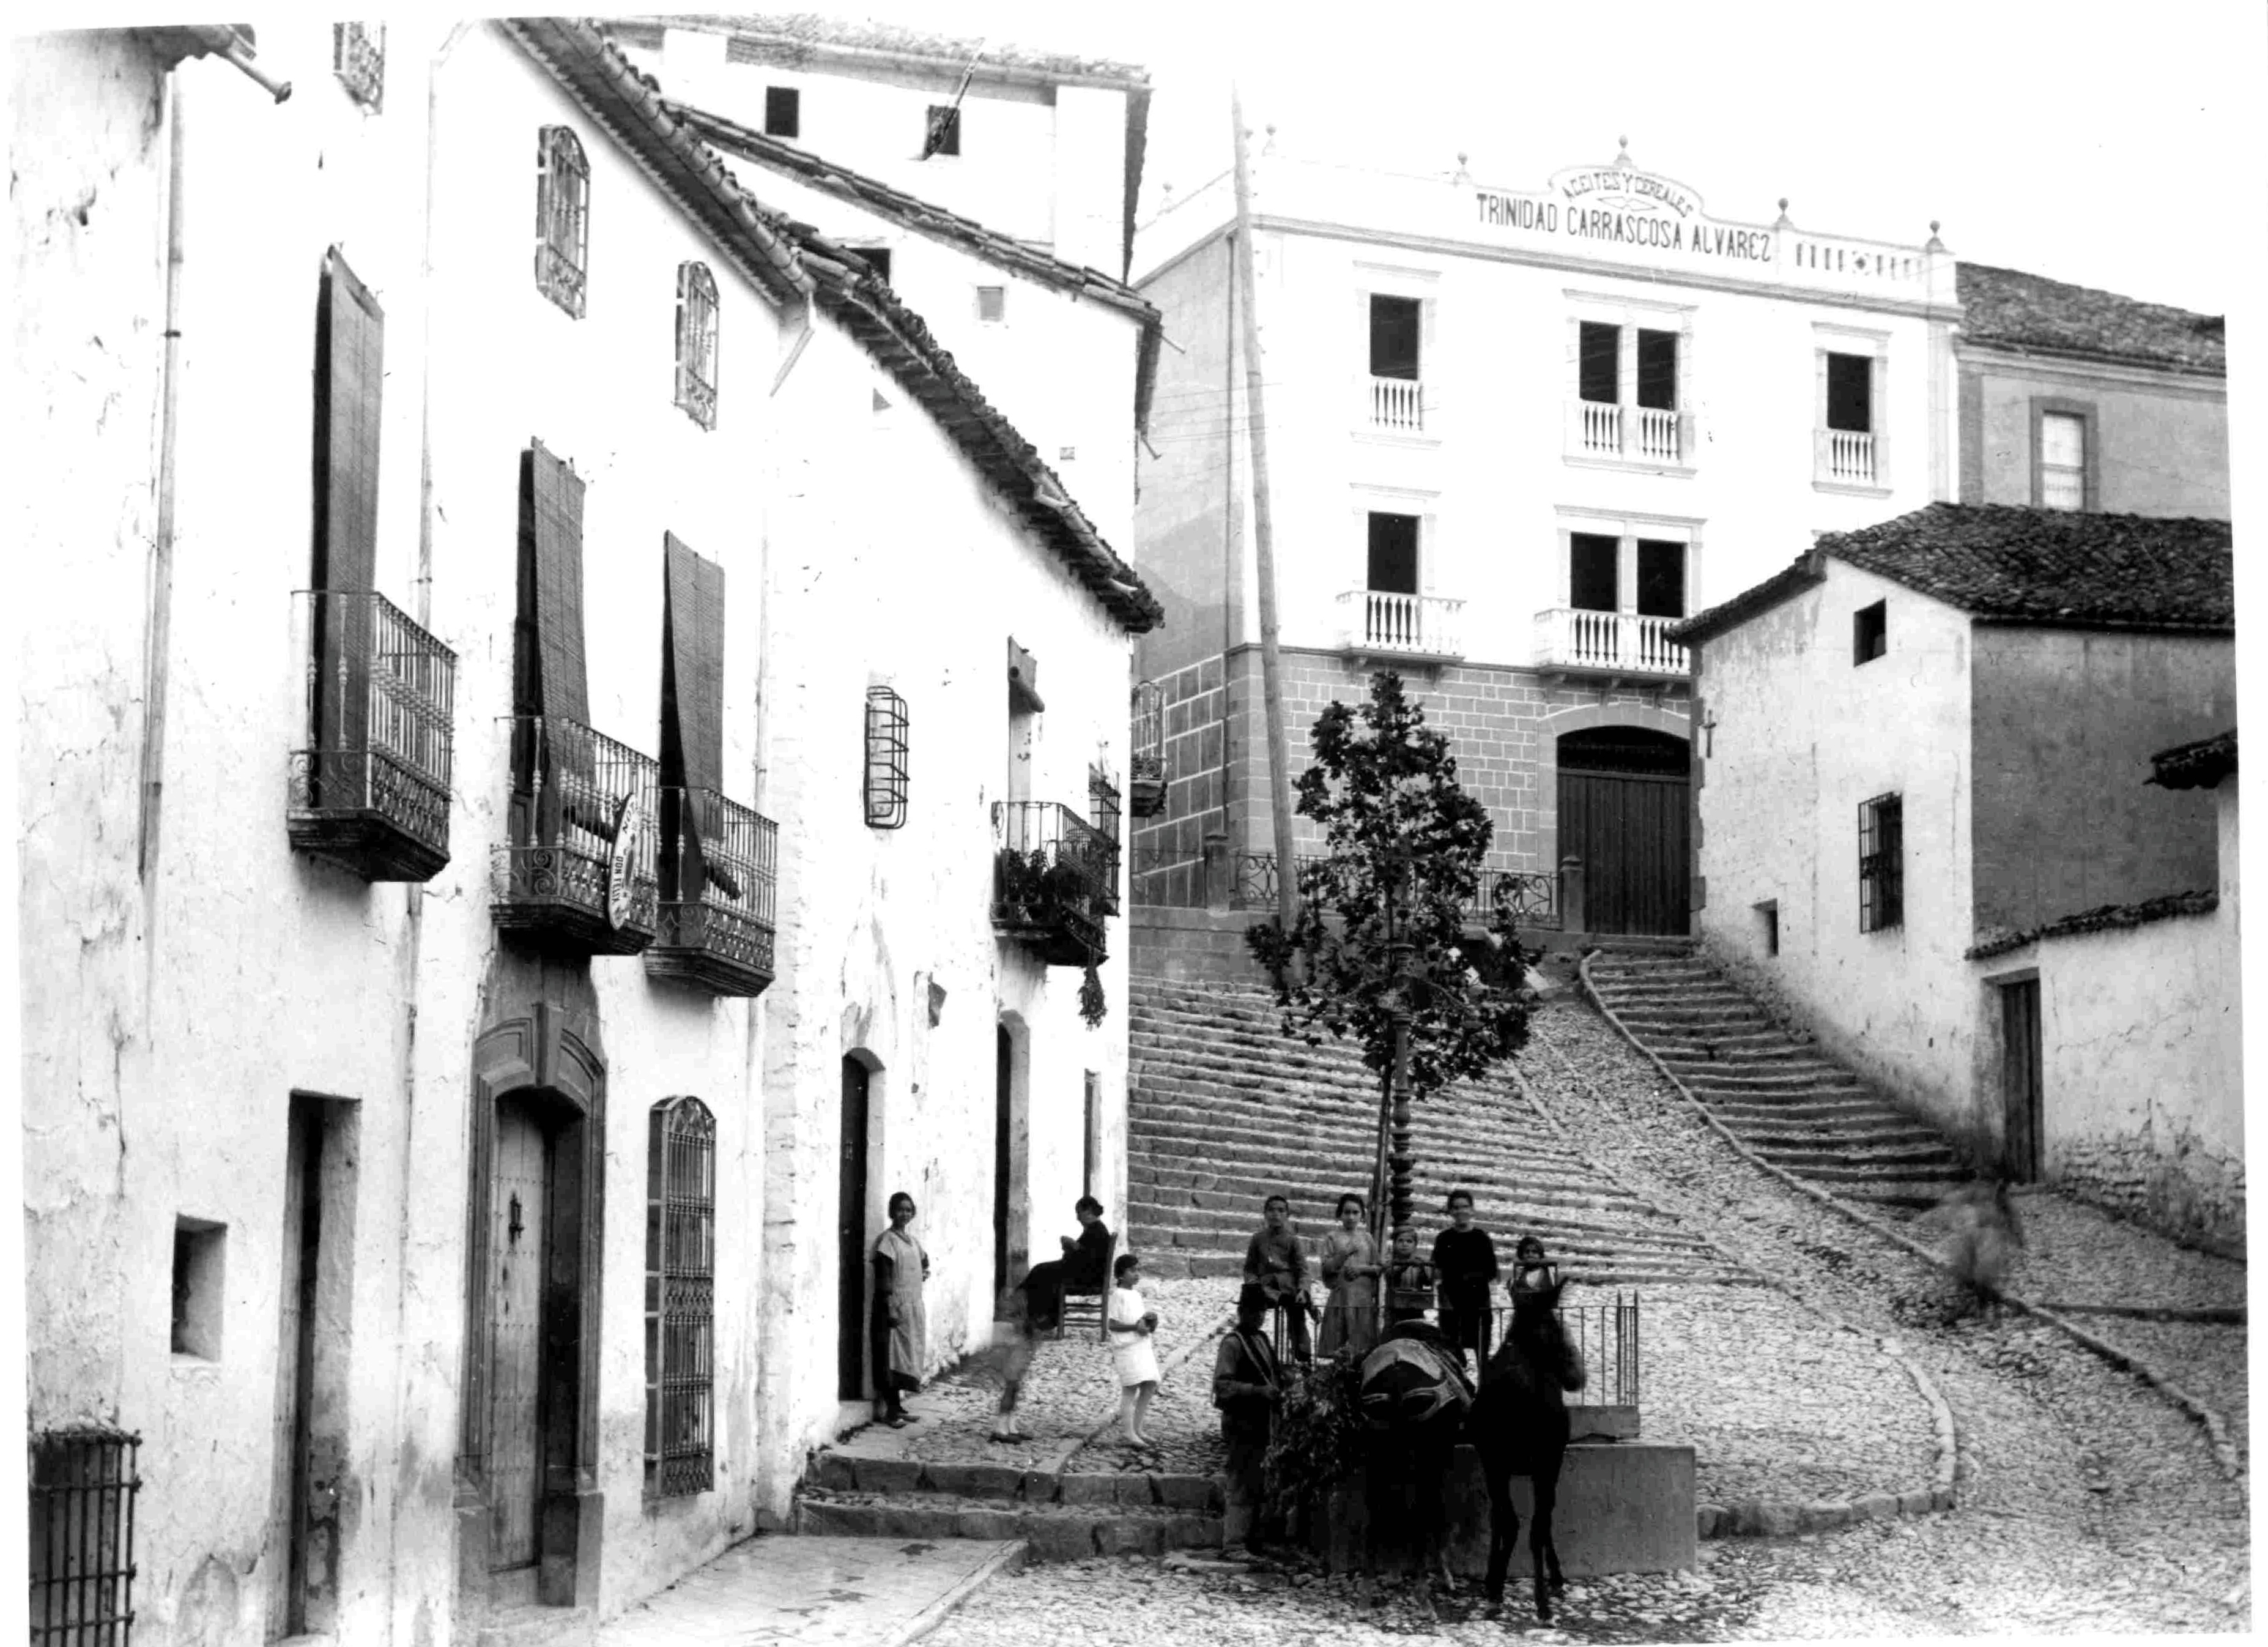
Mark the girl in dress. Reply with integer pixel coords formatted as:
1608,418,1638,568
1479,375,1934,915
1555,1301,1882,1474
870,1192,929,1427
1317,1192,1382,1358
1107,1252,1162,1445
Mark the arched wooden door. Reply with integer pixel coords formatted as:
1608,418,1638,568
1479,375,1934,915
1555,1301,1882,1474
837,1057,870,1401
1557,727,1691,935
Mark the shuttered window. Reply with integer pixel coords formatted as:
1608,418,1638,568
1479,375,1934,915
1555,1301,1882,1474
646,1095,716,1499
2039,412,2086,510
516,442,590,724
660,536,727,905
311,248,384,782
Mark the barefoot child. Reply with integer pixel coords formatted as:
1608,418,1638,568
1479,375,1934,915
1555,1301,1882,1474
1108,1252,1161,1444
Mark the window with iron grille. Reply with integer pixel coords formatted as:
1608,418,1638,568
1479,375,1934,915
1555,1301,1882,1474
29,1426,143,1645
673,262,719,430
1858,792,1904,933
333,22,384,111
535,125,590,319
865,686,910,828
1088,766,1123,915
646,1096,715,1499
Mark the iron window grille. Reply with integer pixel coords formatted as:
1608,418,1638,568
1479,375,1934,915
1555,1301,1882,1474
645,1096,716,1499
332,23,384,111
1859,792,1905,933
30,1425,143,1645
864,686,909,828
673,262,719,429
1088,767,1124,916
535,125,590,319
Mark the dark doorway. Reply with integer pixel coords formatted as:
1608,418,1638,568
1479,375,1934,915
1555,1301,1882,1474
267,1101,324,1638
1369,295,1421,380
1569,533,1619,613
1636,540,1686,619
487,1095,552,1572
1366,512,1419,596
1557,728,1691,935
994,1028,1013,1299
837,1057,870,1401
2001,980,2044,1181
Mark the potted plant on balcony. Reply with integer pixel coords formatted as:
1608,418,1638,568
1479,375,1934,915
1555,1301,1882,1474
1128,751,1168,819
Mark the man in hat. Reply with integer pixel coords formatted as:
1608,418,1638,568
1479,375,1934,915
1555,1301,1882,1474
1213,1282,1284,1559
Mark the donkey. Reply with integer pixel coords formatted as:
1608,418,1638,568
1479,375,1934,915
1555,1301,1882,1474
1469,1276,1586,1620
1353,1320,1472,1622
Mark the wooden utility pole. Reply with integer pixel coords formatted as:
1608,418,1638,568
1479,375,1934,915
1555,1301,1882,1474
1231,86,1300,932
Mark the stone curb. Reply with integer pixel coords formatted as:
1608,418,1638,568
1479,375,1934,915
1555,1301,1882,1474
1511,1038,1960,1541
884,1540,1029,1647
1578,950,2245,1484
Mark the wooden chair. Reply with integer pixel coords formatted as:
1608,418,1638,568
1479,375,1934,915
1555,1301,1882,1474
1055,1229,1116,1342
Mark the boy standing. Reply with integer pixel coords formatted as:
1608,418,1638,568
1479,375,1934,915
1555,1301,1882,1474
1213,1282,1283,1559
1242,1194,1314,1365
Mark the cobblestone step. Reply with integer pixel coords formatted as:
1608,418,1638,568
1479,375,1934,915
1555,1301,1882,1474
793,1491,1220,1561
1587,953,1975,1213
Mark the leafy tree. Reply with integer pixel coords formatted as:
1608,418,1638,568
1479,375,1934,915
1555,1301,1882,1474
1245,672,1534,1099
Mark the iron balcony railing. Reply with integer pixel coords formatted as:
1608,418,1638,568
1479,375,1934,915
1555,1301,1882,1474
1133,847,1558,926
1533,608,1691,675
491,715,659,954
287,589,457,881
993,800,1115,965
647,787,778,995
1129,680,1167,817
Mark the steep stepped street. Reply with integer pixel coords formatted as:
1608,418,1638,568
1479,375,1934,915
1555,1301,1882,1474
1584,952,1973,1210
1127,976,1755,1288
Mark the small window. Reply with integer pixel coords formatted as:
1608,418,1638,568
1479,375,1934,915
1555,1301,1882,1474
646,1096,716,1498
976,286,1006,323
1853,600,1887,664
764,86,800,138
1826,352,1873,433
1369,295,1421,381
2039,411,2087,510
1636,539,1685,619
1859,792,1904,933
1757,900,1779,957
850,247,892,285
1568,532,1619,613
674,262,719,430
535,125,590,319
1366,511,1419,596
1577,321,1620,404
1635,329,1678,411
171,1218,226,1359
924,103,962,157
332,22,384,111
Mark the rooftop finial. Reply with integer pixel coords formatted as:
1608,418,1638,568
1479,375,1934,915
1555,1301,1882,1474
1453,149,1471,184
1262,122,1277,155
1774,196,1793,228
1925,218,1946,252
1614,133,1632,166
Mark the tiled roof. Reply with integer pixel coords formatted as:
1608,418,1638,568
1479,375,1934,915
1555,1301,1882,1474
504,18,1161,634
624,12,1149,85
1673,504,2233,644
2148,729,2238,791
1965,889,2218,962
673,102,1162,432
1956,262,2226,374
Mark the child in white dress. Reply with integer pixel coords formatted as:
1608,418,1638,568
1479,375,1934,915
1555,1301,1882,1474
1108,1252,1161,1445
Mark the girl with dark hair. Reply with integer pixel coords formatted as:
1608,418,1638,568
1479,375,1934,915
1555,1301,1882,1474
870,1191,928,1427
1317,1192,1382,1358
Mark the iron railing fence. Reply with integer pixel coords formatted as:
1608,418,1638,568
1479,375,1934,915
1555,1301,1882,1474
1272,1293,1637,1407
654,786,778,983
491,715,660,950
1130,848,1559,928
29,1425,142,1646
993,801,1116,962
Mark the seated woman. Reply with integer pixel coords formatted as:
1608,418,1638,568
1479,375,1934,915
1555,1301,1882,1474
1016,1195,1111,1328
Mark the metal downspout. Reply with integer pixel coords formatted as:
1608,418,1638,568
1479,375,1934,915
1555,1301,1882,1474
138,72,186,891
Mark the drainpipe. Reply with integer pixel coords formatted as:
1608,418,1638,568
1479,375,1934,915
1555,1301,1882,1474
138,70,188,888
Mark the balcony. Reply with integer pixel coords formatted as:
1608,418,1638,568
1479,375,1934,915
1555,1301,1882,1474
1366,375,1424,433
1534,608,1690,678
491,716,659,954
993,801,1114,967
1816,427,1881,490
1336,589,1464,664
1566,400,1691,472
645,787,779,995
287,590,458,882
1128,681,1167,819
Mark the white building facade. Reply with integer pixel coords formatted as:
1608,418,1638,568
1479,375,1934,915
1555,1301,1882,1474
1128,144,1959,939
17,18,1155,1645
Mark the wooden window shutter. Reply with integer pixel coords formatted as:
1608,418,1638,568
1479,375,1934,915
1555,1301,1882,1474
517,441,590,725
312,248,383,775
661,534,726,794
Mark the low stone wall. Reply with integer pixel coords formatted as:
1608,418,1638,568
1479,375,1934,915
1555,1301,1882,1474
1308,1441,1696,1578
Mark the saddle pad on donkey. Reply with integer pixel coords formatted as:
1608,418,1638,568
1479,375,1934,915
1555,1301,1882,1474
1358,1334,1473,1430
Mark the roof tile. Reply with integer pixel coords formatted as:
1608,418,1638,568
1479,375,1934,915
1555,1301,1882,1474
1957,262,2225,373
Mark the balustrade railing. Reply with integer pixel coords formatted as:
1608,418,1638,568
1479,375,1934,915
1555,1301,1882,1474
1533,608,1690,675
1634,405,1681,463
1577,398,1621,456
1368,375,1424,432
648,786,778,993
993,800,1116,965
288,589,458,880
1820,427,1878,486
1337,589,1464,658
492,715,660,953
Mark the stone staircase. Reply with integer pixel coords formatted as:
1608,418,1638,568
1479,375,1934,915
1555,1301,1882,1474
1584,951,1972,1212
1128,977,1755,1288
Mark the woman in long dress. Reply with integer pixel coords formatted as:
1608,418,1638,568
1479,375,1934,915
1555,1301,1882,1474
870,1191,928,1427
1317,1192,1382,1358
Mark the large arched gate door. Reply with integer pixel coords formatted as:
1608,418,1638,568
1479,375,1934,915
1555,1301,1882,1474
1556,727,1691,936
